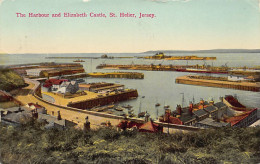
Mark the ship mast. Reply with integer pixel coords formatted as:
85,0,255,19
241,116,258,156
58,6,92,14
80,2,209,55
180,93,185,107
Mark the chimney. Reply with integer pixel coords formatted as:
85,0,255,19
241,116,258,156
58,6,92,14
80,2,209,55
176,105,182,115
209,98,214,105
189,101,193,110
189,102,193,116
57,111,61,120
200,99,204,105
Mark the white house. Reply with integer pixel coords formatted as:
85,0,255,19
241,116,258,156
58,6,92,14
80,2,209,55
55,81,79,94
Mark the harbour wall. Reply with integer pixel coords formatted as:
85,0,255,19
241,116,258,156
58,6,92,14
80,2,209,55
175,76,260,92
67,90,138,110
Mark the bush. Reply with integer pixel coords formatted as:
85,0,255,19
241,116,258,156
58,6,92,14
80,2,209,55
0,122,260,164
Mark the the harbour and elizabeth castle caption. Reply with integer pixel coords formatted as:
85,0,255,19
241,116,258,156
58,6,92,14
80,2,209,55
16,12,156,18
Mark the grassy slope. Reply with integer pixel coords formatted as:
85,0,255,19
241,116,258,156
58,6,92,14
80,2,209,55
0,68,26,92
0,121,259,164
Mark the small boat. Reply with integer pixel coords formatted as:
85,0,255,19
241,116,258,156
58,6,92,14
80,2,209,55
122,104,133,109
107,105,115,109
95,107,106,112
73,59,85,62
138,112,145,118
128,109,134,113
114,106,124,111
106,111,113,114
155,103,160,107
164,105,170,109
129,113,136,117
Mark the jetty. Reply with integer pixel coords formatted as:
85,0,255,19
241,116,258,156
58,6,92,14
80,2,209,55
175,75,260,92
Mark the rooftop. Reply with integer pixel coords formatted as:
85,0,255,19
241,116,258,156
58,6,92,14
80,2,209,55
197,118,230,127
204,105,218,113
193,109,208,117
214,102,227,109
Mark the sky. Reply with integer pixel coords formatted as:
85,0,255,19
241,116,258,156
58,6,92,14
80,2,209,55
0,0,260,53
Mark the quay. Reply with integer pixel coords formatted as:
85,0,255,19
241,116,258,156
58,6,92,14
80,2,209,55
175,75,260,92
8,62,86,79
87,72,144,79
12,78,199,132
67,89,138,110
96,64,229,74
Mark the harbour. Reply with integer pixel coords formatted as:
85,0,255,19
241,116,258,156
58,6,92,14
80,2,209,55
1,53,260,120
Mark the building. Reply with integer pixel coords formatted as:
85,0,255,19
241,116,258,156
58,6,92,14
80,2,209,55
195,118,230,128
38,112,76,129
203,105,219,119
43,79,79,94
193,109,209,121
26,68,53,77
225,108,258,127
213,102,229,119
26,103,47,114
0,106,32,125
57,81,79,94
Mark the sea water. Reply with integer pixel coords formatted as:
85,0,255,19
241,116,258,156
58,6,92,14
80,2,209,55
1,53,260,118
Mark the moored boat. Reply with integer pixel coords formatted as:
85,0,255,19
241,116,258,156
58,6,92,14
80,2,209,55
73,59,85,62
155,103,160,107
223,95,249,111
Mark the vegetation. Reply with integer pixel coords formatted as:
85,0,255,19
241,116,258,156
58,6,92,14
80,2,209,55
0,68,26,92
0,121,259,164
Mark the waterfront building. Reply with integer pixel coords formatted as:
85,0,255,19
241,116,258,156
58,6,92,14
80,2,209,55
193,109,209,121
195,118,230,128
225,108,258,127
203,105,219,119
56,81,79,94
26,68,53,77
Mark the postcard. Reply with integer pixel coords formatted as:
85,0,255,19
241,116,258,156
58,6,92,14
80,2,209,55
0,0,260,163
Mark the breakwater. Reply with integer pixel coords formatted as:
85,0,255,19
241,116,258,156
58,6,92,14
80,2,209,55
96,64,229,74
175,76,260,92
67,89,138,109
87,72,144,79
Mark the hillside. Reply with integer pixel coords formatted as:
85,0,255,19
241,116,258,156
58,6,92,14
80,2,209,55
0,68,26,92
0,121,259,164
